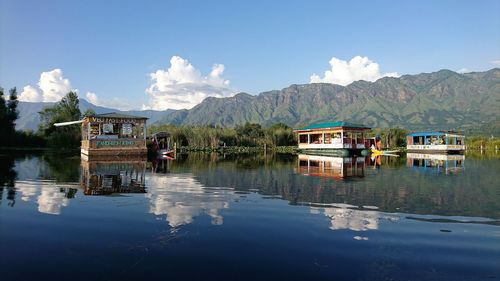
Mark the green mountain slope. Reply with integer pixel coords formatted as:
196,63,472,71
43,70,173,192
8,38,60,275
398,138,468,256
159,68,500,135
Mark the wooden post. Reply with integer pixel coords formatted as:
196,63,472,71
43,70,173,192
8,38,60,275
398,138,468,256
174,142,177,158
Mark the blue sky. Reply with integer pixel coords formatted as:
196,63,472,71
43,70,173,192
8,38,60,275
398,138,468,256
1,0,499,110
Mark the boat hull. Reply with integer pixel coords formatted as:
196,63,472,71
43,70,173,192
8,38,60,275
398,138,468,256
298,148,368,157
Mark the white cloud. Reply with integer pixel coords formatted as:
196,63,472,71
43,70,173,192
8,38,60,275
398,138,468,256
86,92,99,104
19,69,131,110
85,91,135,111
145,56,236,110
490,60,500,66
457,68,469,74
310,56,399,86
19,69,74,102
19,85,41,102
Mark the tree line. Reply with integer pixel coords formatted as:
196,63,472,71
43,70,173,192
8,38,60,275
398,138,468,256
0,89,90,148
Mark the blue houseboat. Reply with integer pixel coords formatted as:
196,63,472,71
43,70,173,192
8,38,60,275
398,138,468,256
294,121,371,156
406,131,465,153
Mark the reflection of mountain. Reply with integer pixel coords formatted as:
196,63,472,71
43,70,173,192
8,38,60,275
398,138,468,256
179,154,499,219
146,174,234,227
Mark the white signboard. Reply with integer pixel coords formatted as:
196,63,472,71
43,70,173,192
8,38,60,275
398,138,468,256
122,123,132,135
103,123,114,134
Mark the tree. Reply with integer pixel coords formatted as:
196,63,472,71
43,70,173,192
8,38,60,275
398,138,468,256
6,88,19,132
38,91,81,147
0,87,19,146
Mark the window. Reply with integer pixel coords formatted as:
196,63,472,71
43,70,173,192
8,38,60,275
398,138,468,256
324,133,332,144
299,134,308,144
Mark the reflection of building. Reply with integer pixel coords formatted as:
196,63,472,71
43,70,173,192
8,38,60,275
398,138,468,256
406,153,465,174
80,160,146,195
146,174,233,228
296,154,365,179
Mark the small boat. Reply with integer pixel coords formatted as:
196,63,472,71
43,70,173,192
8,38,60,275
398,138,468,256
151,131,175,159
370,148,399,156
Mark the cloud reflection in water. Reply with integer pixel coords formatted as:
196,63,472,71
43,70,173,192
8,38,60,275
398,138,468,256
146,174,235,228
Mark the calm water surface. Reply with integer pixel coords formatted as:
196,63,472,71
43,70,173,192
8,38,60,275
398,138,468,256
0,151,499,281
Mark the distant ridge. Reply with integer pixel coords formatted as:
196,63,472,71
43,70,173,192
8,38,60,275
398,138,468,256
157,68,500,135
16,99,176,131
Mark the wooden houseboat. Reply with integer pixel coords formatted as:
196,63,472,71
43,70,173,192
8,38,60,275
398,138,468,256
80,113,148,159
406,131,465,153
296,154,365,179
294,121,371,156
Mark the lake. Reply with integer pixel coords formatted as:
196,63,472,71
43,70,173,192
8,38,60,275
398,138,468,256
0,151,499,281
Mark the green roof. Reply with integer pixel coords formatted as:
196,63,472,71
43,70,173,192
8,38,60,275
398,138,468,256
295,121,370,131
92,112,148,119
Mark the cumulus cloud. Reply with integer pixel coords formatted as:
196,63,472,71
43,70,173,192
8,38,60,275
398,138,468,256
19,85,41,102
86,92,99,104
310,56,399,86
490,60,500,66
84,91,135,110
457,68,469,74
19,69,74,102
145,56,236,110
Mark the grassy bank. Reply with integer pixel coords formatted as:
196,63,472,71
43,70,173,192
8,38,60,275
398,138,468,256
466,137,500,151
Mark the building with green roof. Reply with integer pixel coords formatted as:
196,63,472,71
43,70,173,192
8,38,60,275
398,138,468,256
294,121,371,156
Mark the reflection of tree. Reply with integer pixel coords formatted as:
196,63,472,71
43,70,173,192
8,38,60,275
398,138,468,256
178,153,500,219
40,152,81,182
4,152,78,215
0,155,17,207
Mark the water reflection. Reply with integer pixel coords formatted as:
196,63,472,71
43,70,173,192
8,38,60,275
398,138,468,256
3,152,499,223
407,153,465,174
80,160,146,195
146,167,234,228
0,154,17,207
15,181,77,215
296,154,365,179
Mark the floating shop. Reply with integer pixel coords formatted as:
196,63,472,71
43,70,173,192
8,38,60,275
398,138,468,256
80,113,148,159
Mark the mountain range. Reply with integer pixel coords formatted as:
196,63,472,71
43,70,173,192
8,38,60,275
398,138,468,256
15,68,500,135
16,99,175,131
159,68,500,135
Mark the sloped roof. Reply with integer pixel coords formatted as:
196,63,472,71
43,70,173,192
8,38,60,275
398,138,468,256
91,112,148,119
295,121,370,131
